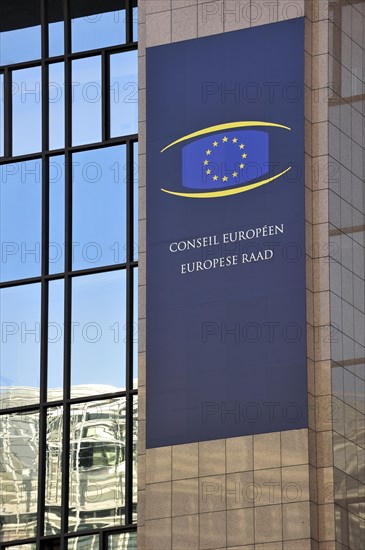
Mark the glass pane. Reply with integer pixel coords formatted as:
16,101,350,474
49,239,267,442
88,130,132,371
0,411,39,541
42,542,61,550
12,66,42,156
48,0,64,57
108,531,137,550
133,267,138,383
4,545,37,550
49,155,65,274
133,141,138,260
71,271,126,397
0,1,41,66
68,398,126,532
48,280,64,401
68,535,99,550
0,283,41,409
71,0,126,53
0,160,42,282
72,56,101,146
49,63,65,150
132,2,138,42
45,407,63,535
110,51,138,138
132,396,138,523
0,73,4,156
72,146,127,270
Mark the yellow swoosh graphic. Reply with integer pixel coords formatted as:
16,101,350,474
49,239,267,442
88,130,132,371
161,121,291,153
161,167,291,198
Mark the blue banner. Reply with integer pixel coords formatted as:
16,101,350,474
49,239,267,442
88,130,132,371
146,19,307,448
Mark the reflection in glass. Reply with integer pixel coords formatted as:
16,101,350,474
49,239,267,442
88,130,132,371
48,280,64,401
0,283,41,408
49,155,65,274
132,2,138,42
133,142,138,260
0,1,41,66
49,63,65,150
68,535,99,550
48,0,64,57
45,407,63,535
132,396,138,523
108,531,137,549
4,544,37,550
42,542,61,550
68,398,127,532
0,411,39,542
12,66,42,156
0,73,4,156
72,56,101,146
71,271,126,397
71,0,126,53
133,268,138,382
72,146,126,270
110,51,138,138
0,160,42,282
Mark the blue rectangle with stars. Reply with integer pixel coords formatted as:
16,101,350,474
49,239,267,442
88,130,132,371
146,19,307,448
182,130,269,189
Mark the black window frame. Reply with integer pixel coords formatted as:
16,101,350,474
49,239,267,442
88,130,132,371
0,1,138,548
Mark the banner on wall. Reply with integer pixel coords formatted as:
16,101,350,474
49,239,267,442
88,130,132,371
146,19,307,448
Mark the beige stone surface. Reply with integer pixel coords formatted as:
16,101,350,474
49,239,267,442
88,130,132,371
226,436,253,473
172,5,198,41
199,474,226,513
254,432,281,470
254,504,283,544
172,443,199,480
172,478,199,516
146,446,171,483
199,511,226,549
146,481,172,519
172,514,199,550
254,468,282,506
145,517,172,550
226,507,254,547
281,429,309,466
225,471,254,509
282,501,311,540
198,439,226,476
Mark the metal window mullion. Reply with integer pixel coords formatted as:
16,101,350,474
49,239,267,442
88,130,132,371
102,51,110,142
126,0,133,45
36,1,50,546
0,133,138,167
124,138,135,526
37,165,50,543
60,0,72,542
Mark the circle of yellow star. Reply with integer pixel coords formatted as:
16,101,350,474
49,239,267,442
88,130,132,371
204,160,209,165
240,163,245,169
213,175,218,181
206,169,212,175
242,153,248,159
206,149,211,155
213,141,218,147
232,138,238,143
222,136,228,142
233,171,238,178
239,144,245,149
241,154,246,159
222,175,228,182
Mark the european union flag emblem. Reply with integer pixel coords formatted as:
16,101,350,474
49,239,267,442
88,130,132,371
182,130,269,190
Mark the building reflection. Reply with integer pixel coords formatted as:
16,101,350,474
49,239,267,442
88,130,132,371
0,387,137,543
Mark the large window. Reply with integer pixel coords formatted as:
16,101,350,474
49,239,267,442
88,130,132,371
0,1,138,548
